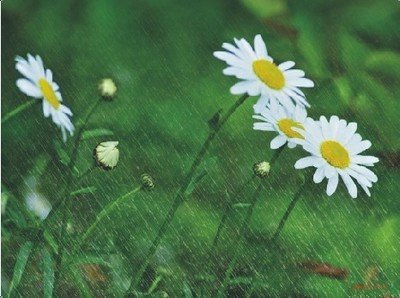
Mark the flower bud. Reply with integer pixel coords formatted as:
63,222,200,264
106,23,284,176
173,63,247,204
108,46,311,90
140,174,155,191
253,161,270,178
93,141,119,170
98,78,117,99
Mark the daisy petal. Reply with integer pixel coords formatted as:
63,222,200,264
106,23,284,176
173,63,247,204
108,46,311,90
270,135,287,149
16,79,42,98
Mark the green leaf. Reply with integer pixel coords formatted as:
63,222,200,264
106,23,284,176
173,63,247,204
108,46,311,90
292,13,329,77
54,141,70,166
81,128,114,140
70,186,97,197
239,0,286,19
7,241,34,298
365,51,400,81
68,267,92,298
65,254,111,269
182,281,193,298
185,157,218,197
232,203,252,209
44,230,59,254
42,247,55,298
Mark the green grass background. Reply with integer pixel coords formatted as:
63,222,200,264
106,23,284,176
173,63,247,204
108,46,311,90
2,0,400,296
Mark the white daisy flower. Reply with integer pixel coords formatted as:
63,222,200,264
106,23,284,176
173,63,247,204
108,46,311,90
15,54,74,142
294,116,379,198
253,98,307,149
94,141,119,170
213,34,314,110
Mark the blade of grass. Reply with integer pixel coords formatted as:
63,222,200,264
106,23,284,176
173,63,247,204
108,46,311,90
7,241,34,298
42,247,55,298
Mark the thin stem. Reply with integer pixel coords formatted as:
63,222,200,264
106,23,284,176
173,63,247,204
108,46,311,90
71,186,142,255
210,145,285,256
216,146,285,296
210,176,256,252
270,178,308,243
2,100,37,124
42,99,102,228
51,99,102,291
217,182,264,297
126,94,249,294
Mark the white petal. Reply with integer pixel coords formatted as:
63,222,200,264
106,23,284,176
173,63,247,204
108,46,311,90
284,69,305,79
290,77,314,88
223,67,254,80
253,122,274,131
294,156,322,169
270,135,287,149
348,140,372,155
254,34,268,58
341,122,357,145
42,101,51,117
324,164,336,178
16,59,37,82
213,51,247,69
279,61,295,71
350,164,378,182
230,80,254,95
326,172,339,196
46,69,53,82
287,141,296,149
313,167,325,183
16,79,42,98
338,170,358,198
352,155,379,165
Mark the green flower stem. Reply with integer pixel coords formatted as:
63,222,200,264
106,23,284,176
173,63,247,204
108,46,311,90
210,176,256,252
216,146,285,296
126,94,249,294
217,182,264,297
1,100,38,124
71,186,142,255
210,146,285,254
270,177,308,243
51,98,102,291
42,99,102,228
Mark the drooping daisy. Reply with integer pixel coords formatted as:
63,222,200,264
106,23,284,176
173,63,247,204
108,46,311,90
294,116,379,198
15,54,74,142
253,98,307,149
94,141,119,170
213,34,314,109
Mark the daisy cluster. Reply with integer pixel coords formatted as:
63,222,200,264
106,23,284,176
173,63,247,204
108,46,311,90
215,35,378,198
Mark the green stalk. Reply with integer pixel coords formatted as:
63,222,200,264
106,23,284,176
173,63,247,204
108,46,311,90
216,146,285,296
42,99,102,228
51,99,102,291
269,178,308,243
210,176,256,252
217,182,264,297
126,94,249,294
1,100,37,124
71,186,142,255
210,146,285,255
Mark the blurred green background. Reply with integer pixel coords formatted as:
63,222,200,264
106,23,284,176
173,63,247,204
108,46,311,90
2,0,400,296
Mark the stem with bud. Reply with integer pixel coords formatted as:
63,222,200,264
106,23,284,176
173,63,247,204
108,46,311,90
126,94,249,295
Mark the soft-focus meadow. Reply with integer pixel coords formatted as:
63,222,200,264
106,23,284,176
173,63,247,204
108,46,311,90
2,0,400,296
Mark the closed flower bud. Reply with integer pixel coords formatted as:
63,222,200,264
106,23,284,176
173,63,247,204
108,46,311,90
253,161,270,178
94,141,119,170
98,78,117,99
140,174,155,191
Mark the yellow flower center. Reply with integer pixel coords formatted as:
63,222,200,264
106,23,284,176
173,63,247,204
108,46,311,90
320,141,350,169
38,78,60,109
252,59,285,90
277,118,304,139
